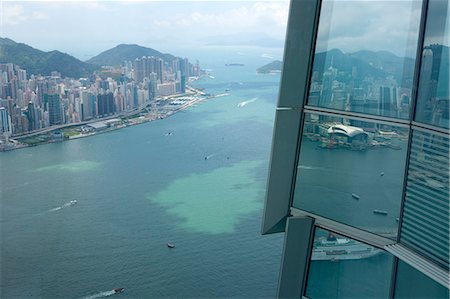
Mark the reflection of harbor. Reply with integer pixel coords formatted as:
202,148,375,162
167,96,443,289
312,233,381,261
303,120,406,151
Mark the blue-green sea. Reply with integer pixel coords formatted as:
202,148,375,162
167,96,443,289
0,49,285,298
1,47,401,298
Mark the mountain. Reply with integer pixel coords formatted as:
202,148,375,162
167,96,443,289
257,49,420,88
87,44,176,66
257,60,282,73
349,50,416,86
311,48,416,87
0,38,98,78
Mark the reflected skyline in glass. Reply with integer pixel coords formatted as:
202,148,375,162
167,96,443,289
414,0,449,129
308,0,422,119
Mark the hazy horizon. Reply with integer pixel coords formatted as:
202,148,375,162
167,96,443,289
2,0,443,61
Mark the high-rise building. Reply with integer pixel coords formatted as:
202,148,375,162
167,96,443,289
46,93,62,125
262,0,449,298
27,101,37,131
0,107,12,143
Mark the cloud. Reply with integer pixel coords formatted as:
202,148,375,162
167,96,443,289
2,4,28,25
1,4,48,25
150,1,289,39
31,11,48,20
315,1,422,57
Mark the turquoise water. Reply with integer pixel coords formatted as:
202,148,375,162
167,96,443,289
0,53,285,298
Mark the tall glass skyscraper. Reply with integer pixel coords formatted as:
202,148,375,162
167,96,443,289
262,0,449,297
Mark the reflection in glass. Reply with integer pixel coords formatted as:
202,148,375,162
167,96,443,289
293,113,409,236
395,260,449,298
415,0,450,128
401,130,449,269
306,228,392,298
307,0,421,119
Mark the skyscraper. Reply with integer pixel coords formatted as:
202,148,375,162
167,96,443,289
0,107,12,143
46,93,62,125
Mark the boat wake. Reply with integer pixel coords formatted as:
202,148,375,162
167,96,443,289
48,200,77,212
204,153,217,160
298,165,319,170
237,98,257,107
82,290,116,299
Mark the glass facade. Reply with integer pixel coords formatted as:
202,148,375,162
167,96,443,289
306,228,393,298
401,130,449,269
415,0,449,128
262,0,449,297
395,260,450,298
293,113,408,236
307,0,421,119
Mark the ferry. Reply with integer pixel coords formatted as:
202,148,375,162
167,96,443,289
312,233,381,261
373,209,388,215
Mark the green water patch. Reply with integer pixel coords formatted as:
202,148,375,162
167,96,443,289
32,160,102,173
148,160,265,234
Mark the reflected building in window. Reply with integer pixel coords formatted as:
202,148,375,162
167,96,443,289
262,0,449,297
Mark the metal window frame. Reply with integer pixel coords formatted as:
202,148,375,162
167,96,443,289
262,0,322,235
277,216,315,299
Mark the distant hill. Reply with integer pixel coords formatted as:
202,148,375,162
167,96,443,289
256,49,419,88
257,60,282,73
312,49,416,87
0,38,98,78
87,44,177,66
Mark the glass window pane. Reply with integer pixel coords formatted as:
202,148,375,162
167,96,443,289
401,130,449,269
293,113,409,237
307,0,422,119
415,0,450,128
306,228,393,298
395,260,449,298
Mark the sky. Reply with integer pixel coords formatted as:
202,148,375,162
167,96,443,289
1,1,290,60
1,0,447,61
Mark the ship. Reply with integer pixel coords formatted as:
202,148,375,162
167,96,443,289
225,63,244,66
373,209,388,215
113,288,124,294
311,233,381,261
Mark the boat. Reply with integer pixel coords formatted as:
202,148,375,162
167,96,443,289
312,233,381,261
167,243,175,248
113,288,124,293
373,209,388,215
70,200,77,205
380,172,384,176
351,193,360,200
225,63,244,66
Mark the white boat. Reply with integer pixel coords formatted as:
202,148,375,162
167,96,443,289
351,193,360,200
312,234,381,261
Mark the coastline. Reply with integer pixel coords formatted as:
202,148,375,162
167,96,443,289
1,82,229,152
